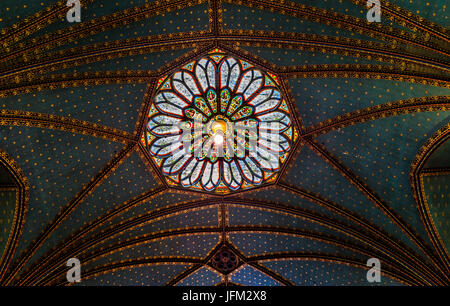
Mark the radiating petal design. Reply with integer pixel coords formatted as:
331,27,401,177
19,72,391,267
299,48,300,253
206,89,218,114
198,136,214,161
184,107,207,122
196,58,216,93
258,132,291,153
226,95,244,116
220,88,231,113
223,160,243,190
151,137,184,157
231,106,253,121
145,52,293,193
181,159,205,187
201,161,220,190
238,158,263,185
248,89,281,114
236,69,263,99
148,115,182,136
234,118,258,130
155,92,189,117
249,146,280,171
162,147,192,175
173,71,200,102
257,111,291,132
194,96,212,117
220,57,240,91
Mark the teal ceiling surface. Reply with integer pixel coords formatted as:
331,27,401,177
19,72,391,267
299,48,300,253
261,259,403,285
0,84,147,133
52,49,194,75
290,79,450,127
316,112,449,242
423,174,449,254
77,264,192,286
0,1,55,29
0,126,124,261
282,145,425,255
230,265,282,286
241,46,389,67
389,0,448,26
178,266,222,286
0,0,448,286
0,190,16,260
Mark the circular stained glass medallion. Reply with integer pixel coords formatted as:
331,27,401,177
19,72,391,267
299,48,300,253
143,49,297,193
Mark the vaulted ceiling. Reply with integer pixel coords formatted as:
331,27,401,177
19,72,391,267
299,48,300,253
0,0,449,286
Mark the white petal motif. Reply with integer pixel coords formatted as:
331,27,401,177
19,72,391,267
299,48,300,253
220,57,240,91
155,92,188,116
173,71,200,102
181,159,205,187
236,69,263,99
247,89,281,114
201,161,221,190
196,58,216,93
162,147,192,175
238,157,263,184
223,160,243,190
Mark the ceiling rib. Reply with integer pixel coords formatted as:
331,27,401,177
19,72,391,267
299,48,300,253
16,186,167,286
0,0,205,63
2,143,137,285
251,253,413,285
0,109,135,143
276,182,440,281
2,31,449,84
223,0,448,56
57,257,204,286
305,138,449,284
303,96,450,137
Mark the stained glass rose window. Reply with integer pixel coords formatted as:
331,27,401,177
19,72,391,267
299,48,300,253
142,49,297,193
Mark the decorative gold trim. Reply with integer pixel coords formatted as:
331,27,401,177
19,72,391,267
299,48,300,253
3,143,137,285
410,124,450,272
0,109,134,144
305,138,448,284
223,0,447,56
254,255,410,285
0,150,29,283
304,96,450,136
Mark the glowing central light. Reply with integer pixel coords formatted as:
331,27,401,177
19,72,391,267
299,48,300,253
211,119,227,145
211,120,227,134
214,132,224,145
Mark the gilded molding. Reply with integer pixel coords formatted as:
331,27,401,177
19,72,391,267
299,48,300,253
3,143,137,285
305,137,448,284
0,109,135,144
0,150,29,282
410,124,450,272
223,0,447,56
304,96,450,137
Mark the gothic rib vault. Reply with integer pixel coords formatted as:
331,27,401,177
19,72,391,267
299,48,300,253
0,0,449,286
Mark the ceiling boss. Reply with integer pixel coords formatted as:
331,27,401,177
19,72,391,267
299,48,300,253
143,49,297,193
